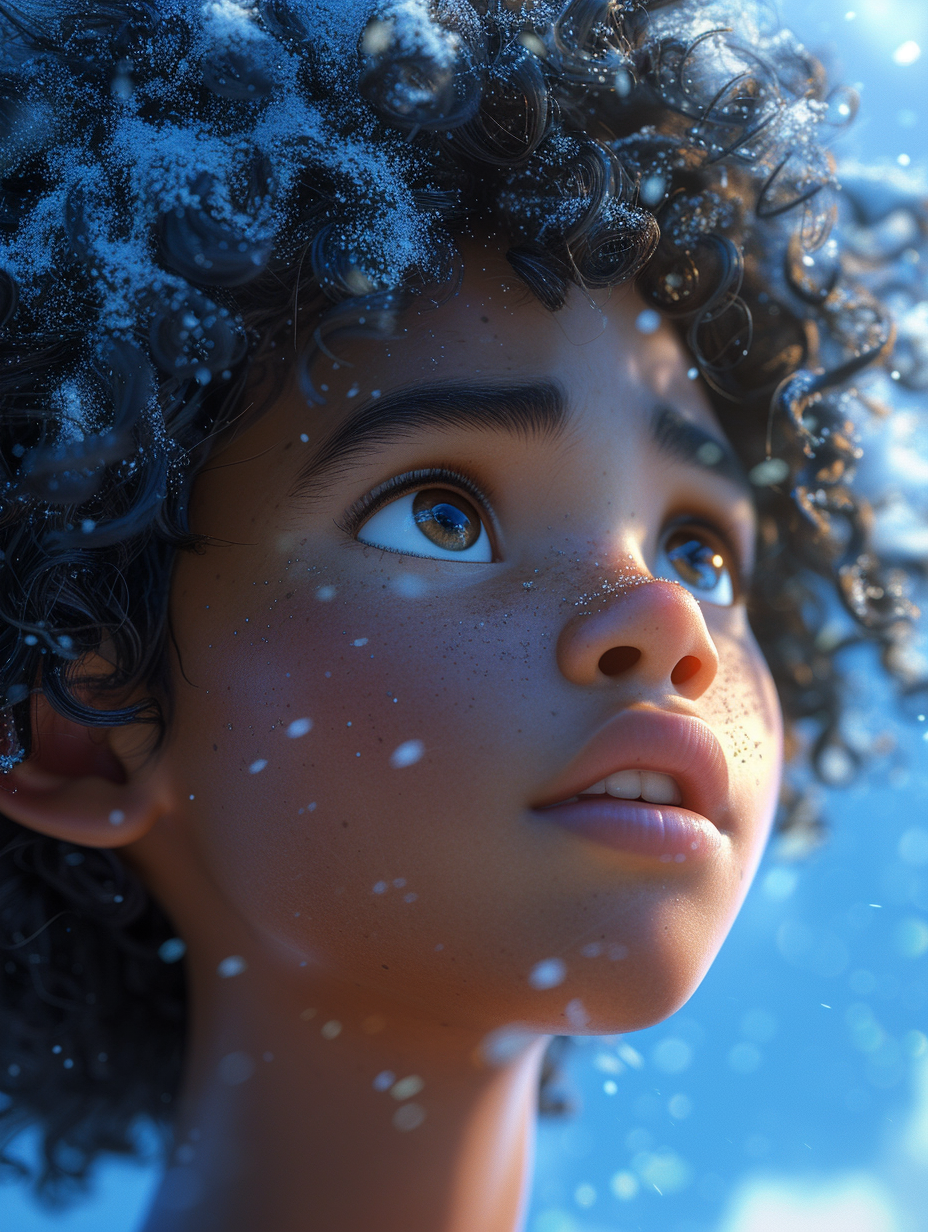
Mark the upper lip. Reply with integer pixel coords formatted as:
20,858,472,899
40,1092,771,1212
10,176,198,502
531,706,730,827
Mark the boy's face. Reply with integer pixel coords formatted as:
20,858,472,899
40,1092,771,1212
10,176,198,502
160,242,782,1034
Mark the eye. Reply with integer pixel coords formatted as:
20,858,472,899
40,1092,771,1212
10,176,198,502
357,487,493,562
656,526,736,606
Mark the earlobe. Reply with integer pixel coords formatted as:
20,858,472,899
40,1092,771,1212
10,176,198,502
0,694,170,848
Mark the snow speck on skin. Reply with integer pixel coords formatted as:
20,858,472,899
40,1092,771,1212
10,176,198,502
480,1025,541,1066
218,1051,255,1085
285,717,313,738
217,955,248,979
248,758,268,773
390,1074,424,1100
565,997,589,1028
635,308,661,334
393,1102,426,1131
528,957,567,990
391,573,429,598
390,739,424,768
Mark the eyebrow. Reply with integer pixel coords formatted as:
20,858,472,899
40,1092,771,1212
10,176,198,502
650,405,750,494
290,379,749,499
291,379,568,498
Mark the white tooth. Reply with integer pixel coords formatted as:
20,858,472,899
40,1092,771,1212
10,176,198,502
640,772,681,805
581,780,607,795
605,770,641,799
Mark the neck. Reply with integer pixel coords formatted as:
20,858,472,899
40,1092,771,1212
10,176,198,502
141,954,547,1232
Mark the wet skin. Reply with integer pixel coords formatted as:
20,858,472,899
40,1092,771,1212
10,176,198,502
0,242,782,1232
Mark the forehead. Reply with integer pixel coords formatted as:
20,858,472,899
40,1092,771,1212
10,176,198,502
288,241,744,498
315,240,723,447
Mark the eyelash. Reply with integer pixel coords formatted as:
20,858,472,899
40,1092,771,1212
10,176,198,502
341,469,750,593
340,467,497,543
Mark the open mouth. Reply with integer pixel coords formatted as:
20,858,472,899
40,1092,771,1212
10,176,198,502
531,708,729,863
571,770,682,806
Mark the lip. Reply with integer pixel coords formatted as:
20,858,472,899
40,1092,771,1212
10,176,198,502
531,707,730,863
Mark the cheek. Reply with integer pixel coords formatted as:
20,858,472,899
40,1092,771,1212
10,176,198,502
704,619,783,881
165,565,541,981
164,556,785,1035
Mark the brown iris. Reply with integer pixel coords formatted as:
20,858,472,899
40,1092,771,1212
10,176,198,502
665,531,727,590
412,489,482,552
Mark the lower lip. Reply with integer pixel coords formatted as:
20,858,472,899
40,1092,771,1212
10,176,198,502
534,797,722,863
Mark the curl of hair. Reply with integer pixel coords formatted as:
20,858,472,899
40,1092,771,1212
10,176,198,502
0,0,923,1192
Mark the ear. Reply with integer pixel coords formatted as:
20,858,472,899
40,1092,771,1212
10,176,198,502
0,689,172,848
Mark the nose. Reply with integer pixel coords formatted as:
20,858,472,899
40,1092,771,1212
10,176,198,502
556,578,719,700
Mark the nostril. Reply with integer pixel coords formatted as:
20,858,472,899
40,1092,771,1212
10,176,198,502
671,655,701,686
598,646,641,677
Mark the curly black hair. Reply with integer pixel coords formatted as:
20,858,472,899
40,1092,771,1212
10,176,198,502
0,0,924,1196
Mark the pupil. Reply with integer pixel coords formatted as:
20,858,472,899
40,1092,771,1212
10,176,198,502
413,489,480,551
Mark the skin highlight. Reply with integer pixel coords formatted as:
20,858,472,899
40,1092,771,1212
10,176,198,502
0,242,782,1232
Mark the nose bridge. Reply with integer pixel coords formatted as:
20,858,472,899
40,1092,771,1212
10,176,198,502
556,577,720,698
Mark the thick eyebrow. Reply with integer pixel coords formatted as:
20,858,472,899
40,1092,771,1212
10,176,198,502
650,405,750,494
291,379,568,498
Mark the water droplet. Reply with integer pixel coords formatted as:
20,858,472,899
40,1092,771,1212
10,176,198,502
893,40,921,66
158,938,187,964
611,1170,639,1200
575,1181,597,1208
695,441,723,466
749,458,789,486
286,717,313,738
652,1038,693,1074
668,1093,692,1119
248,759,268,774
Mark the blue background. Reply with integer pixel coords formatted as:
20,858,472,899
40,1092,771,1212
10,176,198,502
2,2,926,1228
